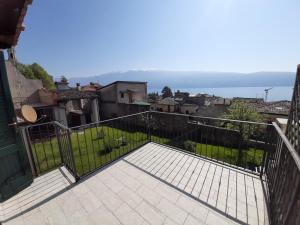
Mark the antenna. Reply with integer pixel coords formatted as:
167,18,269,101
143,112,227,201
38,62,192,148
264,87,273,102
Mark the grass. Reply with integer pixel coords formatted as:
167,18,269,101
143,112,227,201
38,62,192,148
31,126,264,176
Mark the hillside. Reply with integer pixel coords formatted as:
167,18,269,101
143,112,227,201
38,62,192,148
68,70,295,89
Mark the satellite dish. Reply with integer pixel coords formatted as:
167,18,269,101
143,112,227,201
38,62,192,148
21,105,37,123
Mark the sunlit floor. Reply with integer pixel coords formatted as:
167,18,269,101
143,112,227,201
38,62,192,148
0,142,269,225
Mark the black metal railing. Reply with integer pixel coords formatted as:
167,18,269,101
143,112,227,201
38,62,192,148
286,65,300,155
149,111,272,174
68,112,149,177
24,121,78,179
23,110,300,225
264,123,300,225
24,111,271,177
265,65,300,225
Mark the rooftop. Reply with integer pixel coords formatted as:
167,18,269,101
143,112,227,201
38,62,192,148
158,97,179,106
0,0,32,48
57,89,98,101
0,143,268,225
100,81,147,90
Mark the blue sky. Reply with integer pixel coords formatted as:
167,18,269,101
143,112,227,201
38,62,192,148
16,0,300,77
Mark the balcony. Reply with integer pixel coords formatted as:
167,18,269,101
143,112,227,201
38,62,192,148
1,111,299,225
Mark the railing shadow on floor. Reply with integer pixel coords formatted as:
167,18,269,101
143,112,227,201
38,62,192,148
123,142,268,225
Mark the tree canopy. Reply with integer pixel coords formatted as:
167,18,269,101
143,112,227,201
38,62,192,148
148,92,159,100
224,101,263,166
16,62,55,89
224,101,262,122
161,86,173,98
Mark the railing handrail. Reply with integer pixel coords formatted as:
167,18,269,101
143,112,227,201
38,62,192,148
24,121,71,131
150,111,272,126
69,111,150,130
272,122,300,171
69,110,271,131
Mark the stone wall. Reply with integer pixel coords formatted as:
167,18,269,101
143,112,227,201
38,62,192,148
6,60,43,108
100,102,149,119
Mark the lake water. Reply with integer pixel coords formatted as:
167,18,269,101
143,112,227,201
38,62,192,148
148,86,293,102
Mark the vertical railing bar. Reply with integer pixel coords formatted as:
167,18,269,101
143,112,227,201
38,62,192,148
61,130,71,170
96,125,105,167
25,126,38,176
115,119,121,158
120,119,125,156
101,124,107,165
46,123,57,167
89,125,97,169
66,129,78,180
107,124,112,162
83,128,91,172
76,131,85,174
30,128,41,174
55,125,64,165
38,125,49,172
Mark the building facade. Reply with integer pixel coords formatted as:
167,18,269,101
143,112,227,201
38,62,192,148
98,81,150,119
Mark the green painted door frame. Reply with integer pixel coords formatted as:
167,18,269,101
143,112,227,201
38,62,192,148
0,50,33,202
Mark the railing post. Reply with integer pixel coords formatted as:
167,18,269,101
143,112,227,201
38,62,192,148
260,125,274,178
20,126,38,177
67,129,79,181
55,125,64,165
260,150,267,178
147,112,151,142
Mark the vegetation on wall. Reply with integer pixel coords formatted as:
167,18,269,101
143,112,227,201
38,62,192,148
16,62,55,89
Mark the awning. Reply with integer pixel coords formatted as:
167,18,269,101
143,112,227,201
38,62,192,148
0,0,32,48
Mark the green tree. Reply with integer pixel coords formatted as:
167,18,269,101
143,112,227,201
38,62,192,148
16,62,55,89
225,101,262,122
224,101,263,166
161,86,173,98
16,62,35,79
148,92,159,100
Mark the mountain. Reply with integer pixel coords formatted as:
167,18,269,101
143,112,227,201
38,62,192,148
67,70,295,90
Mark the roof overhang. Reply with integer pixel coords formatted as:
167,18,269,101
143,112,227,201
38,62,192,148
0,0,32,49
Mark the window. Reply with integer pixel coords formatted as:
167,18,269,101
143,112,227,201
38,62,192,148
120,93,124,98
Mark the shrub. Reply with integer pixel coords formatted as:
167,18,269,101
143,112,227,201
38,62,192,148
184,140,196,152
117,136,127,146
96,130,105,139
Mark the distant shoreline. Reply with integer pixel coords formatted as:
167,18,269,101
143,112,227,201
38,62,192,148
148,86,293,102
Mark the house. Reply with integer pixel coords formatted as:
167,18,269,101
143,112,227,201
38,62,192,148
98,81,150,119
81,82,102,92
174,90,190,101
185,94,206,106
213,97,231,106
151,97,179,113
7,61,101,127
180,103,199,114
6,59,59,123
56,82,100,127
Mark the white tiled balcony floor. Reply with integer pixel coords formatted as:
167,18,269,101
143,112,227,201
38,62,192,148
1,142,269,225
